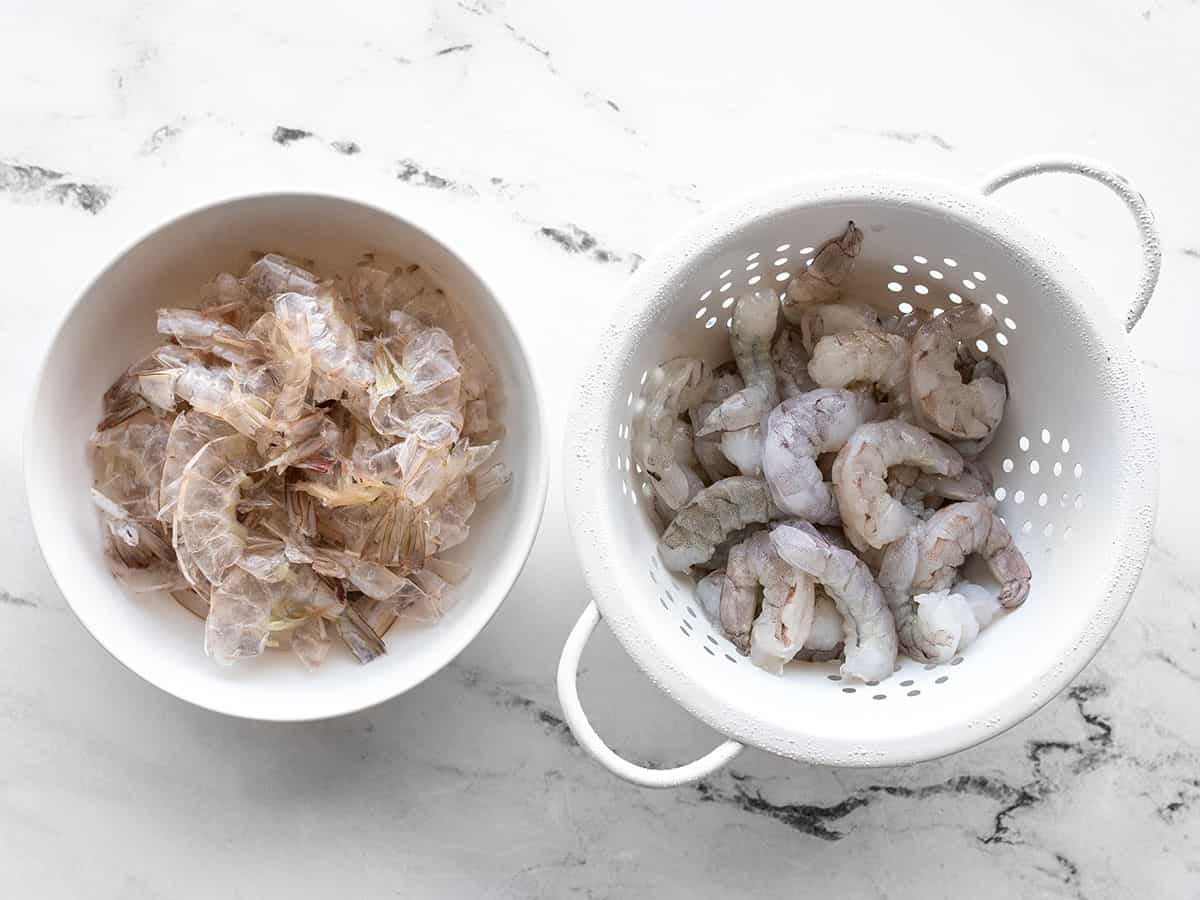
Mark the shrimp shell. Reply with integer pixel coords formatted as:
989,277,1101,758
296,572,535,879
910,304,1007,441
770,521,897,682
912,500,1031,608
658,476,776,572
832,419,963,550
780,221,864,320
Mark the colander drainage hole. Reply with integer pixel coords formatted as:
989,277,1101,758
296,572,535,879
724,654,738,664
873,694,887,701
679,626,689,637
865,680,880,687
685,605,697,618
907,690,921,697
900,680,914,687
827,674,842,681
923,663,937,671
659,597,669,611
935,676,949,684
951,657,963,666
704,646,715,656
706,635,718,646
842,687,856,694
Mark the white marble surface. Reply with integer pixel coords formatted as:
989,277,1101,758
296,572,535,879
2,1,1199,897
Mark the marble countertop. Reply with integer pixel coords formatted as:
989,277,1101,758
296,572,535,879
2,1,1198,897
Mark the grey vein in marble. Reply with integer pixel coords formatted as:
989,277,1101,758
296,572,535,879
0,589,36,607
272,126,362,156
0,161,110,214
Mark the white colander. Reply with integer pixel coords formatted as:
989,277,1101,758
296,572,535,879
557,156,1160,787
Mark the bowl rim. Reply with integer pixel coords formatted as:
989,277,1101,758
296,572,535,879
562,170,1158,766
24,189,550,722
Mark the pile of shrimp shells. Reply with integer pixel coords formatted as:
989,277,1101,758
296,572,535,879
89,252,510,670
635,223,1032,684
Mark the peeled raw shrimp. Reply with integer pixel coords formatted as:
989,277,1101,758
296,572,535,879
832,419,963,550
910,304,1007,441
761,389,877,525
689,365,742,482
718,531,816,670
771,329,816,400
632,357,711,510
658,476,776,572
697,290,780,476
746,533,816,673
912,581,1004,660
912,500,1031,608
780,221,864,321
808,330,910,407
799,303,881,354
770,521,897,682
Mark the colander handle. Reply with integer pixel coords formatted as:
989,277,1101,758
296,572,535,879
556,601,744,788
979,155,1161,332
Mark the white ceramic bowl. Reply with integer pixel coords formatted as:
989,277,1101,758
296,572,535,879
26,193,548,721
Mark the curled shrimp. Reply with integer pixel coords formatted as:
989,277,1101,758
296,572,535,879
911,304,1007,441
808,330,910,408
912,500,1031,608
832,419,963,550
658,476,776,572
772,328,816,400
770,521,897,682
780,221,864,321
719,531,815,670
632,357,711,510
799,303,881,354
688,365,742,483
762,389,877,524
697,290,780,475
